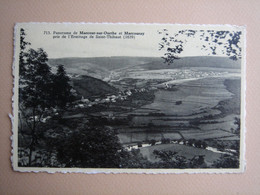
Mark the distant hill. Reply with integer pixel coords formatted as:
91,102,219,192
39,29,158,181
139,56,241,70
48,56,241,80
48,57,155,80
49,56,154,71
49,56,241,98
72,75,118,98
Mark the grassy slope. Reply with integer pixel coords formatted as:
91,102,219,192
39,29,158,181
72,75,118,98
215,78,241,115
139,143,222,164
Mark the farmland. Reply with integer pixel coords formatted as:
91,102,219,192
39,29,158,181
27,56,242,168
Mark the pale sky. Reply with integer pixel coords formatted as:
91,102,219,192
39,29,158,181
18,23,244,59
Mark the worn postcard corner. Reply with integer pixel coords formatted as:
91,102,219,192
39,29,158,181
11,23,246,174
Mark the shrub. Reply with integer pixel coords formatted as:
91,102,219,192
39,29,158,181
149,139,156,146
161,138,171,144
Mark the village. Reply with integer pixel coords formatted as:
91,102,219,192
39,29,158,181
73,88,148,109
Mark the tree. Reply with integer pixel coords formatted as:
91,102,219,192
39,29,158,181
212,154,239,168
149,139,156,146
118,149,152,168
19,28,31,78
20,48,54,108
153,150,188,168
52,64,74,108
189,155,207,168
18,29,74,166
158,29,242,65
55,125,122,168
19,47,54,166
234,117,240,135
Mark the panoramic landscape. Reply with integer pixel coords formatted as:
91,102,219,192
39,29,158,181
16,24,243,170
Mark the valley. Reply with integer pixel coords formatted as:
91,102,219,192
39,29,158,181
48,56,241,167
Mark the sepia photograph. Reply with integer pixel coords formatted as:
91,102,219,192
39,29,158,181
12,23,245,173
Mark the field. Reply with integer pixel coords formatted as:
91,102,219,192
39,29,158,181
139,143,222,164
60,57,240,165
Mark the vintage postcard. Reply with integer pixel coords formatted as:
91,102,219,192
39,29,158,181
12,23,246,173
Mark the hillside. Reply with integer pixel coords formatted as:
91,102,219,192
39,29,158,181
137,56,241,70
48,57,155,80
49,56,154,71
72,75,118,98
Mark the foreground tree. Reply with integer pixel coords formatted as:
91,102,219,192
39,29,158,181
19,47,54,165
18,28,73,166
212,154,239,168
19,28,31,78
55,125,122,168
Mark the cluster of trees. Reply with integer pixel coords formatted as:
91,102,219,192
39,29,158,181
212,154,239,168
18,28,74,166
54,125,122,168
153,150,208,168
185,139,208,149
